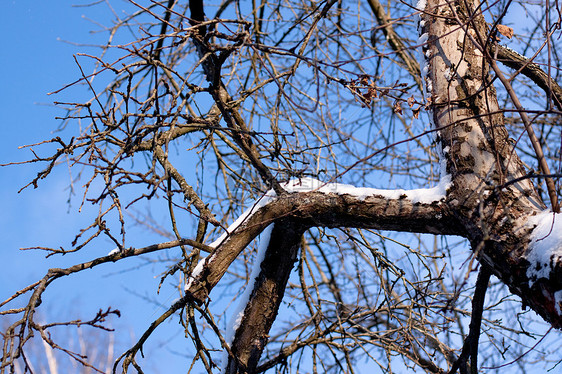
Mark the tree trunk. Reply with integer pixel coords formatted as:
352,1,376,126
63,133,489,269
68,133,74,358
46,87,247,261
421,0,562,327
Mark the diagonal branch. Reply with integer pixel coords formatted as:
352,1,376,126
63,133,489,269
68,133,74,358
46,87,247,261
488,58,559,212
188,0,284,195
367,0,423,90
448,265,492,374
493,44,562,111
153,146,220,226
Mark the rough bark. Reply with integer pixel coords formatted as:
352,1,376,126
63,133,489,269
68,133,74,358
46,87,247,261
421,0,562,327
186,192,461,304
224,221,305,374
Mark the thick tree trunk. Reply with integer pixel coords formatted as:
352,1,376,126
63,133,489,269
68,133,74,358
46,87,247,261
421,0,562,327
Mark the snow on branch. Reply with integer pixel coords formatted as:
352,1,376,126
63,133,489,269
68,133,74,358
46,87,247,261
210,175,452,249
282,176,451,204
185,174,452,298
526,211,562,289
220,224,274,372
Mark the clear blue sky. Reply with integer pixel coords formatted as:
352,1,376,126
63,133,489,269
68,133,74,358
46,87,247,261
1,1,98,294
1,2,190,371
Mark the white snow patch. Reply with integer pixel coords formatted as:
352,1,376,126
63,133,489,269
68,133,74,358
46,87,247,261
526,211,562,287
281,177,451,204
555,290,562,316
503,45,528,59
108,248,120,256
220,224,274,372
437,143,449,183
209,193,276,248
426,79,433,95
206,177,452,255
416,5,431,100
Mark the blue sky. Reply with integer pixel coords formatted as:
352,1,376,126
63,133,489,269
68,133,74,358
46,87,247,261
1,2,191,371
1,2,105,285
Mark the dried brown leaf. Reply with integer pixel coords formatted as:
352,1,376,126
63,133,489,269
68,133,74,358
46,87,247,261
497,24,514,39
407,96,415,108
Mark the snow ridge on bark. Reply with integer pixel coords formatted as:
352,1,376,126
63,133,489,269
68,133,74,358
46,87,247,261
185,175,454,289
188,176,453,274
527,211,562,290
220,224,274,373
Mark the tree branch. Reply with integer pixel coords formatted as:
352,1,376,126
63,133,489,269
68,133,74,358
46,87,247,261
367,0,423,90
494,44,562,111
224,221,306,373
186,189,460,304
448,265,492,374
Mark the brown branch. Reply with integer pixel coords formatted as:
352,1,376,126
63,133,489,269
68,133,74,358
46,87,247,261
153,146,219,226
49,238,212,278
494,44,562,111
116,294,190,374
448,265,492,374
186,190,460,304
188,0,284,195
367,0,423,90
224,221,306,373
488,58,559,212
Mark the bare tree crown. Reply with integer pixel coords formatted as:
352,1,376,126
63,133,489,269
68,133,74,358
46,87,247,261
3,0,562,373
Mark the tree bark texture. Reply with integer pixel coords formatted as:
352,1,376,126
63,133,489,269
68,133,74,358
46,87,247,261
421,0,562,327
224,221,305,374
